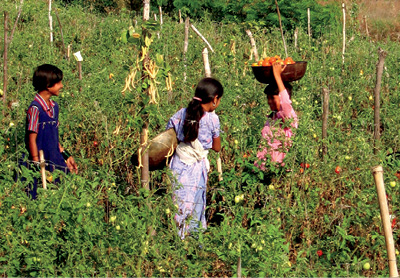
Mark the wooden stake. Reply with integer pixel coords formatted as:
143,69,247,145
307,8,311,39
294,27,298,49
202,48,211,78
140,123,149,190
275,0,288,58
191,24,214,53
364,15,369,37
183,17,190,82
48,0,53,43
342,3,346,64
179,9,182,24
245,29,259,62
372,166,399,278
373,47,387,155
3,12,8,106
143,0,150,21
8,0,23,47
159,6,163,25
322,88,329,158
54,8,67,59
237,256,242,278
39,150,47,189
77,61,82,80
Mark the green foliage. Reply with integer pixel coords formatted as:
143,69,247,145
1,0,400,276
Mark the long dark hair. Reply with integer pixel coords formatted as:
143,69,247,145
183,77,223,142
264,81,293,98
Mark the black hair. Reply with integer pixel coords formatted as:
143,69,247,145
183,77,224,143
264,82,293,98
32,64,63,92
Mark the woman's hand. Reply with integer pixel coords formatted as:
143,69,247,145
66,156,78,174
272,62,287,93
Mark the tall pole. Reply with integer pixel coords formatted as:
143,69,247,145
3,12,8,106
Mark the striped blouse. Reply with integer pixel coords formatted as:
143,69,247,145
27,94,56,133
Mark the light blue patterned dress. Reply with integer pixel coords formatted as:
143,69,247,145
166,108,220,238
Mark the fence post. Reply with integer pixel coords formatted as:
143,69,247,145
373,47,387,155
372,166,399,278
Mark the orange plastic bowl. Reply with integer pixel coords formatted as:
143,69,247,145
252,61,308,84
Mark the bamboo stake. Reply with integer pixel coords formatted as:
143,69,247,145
191,24,214,53
372,166,399,278
202,48,223,181
54,8,67,59
8,0,23,47
202,48,211,78
245,29,259,62
322,88,330,158
143,0,150,21
373,47,387,155
140,123,149,190
183,17,190,82
159,6,163,25
48,0,53,43
342,3,345,64
294,27,298,49
364,15,369,37
237,256,242,278
3,12,8,106
307,8,311,39
275,0,287,58
39,150,47,189
179,9,182,24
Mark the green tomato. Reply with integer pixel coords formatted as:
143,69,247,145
363,262,371,270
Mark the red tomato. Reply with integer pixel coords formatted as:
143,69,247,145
262,59,271,67
335,166,341,174
93,141,99,147
269,57,277,64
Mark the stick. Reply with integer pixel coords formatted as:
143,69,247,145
372,166,399,278
342,3,345,64
8,0,23,47
54,8,67,59
373,47,387,155
39,150,47,189
202,48,211,78
322,88,329,158
48,0,53,43
3,12,8,106
237,256,242,278
275,0,287,58
183,17,189,82
202,48,223,180
140,123,149,190
143,0,150,21
364,15,369,37
245,29,259,62
78,61,82,80
294,27,298,49
179,9,182,24
159,6,163,25
307,8,311,39
191,24,214,53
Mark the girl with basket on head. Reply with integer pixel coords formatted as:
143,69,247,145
255,62,298,170
166,77,223,239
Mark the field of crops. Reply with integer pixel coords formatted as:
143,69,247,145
1,0,400,276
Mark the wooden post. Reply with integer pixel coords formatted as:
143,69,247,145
202,48,211,78
54,8,67,59
39,150,47,189
48,0,53,43
373,47,387,155
372,166,399,278
140,123,149,190
191,24,214,53
245,29,259,62
67,44,71,62
275,0,288,58
159,6,163,25
237,256,242,278
364,15,369,37
143,0,150,21
294,27,298,49
322,88,329,158
342,3,346,64
179,9,183,24
183,17,190,82
8,0,23,47
3,12,8,106
307,8,311,39
202,48,223,181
